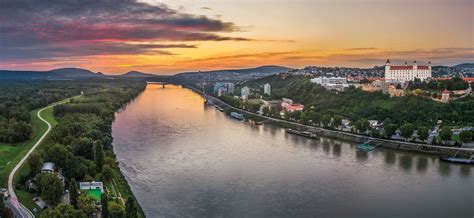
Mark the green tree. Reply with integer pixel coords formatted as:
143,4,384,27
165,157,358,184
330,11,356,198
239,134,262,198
354,118,370,134
125,196,138,218
69,179,79,208
78,194,99,216
27,152,43,177
40,204,86,218
102,194,109,218
400,123,414,140
417,126,429,141
46,144,69,168
459,130,472,145
384,124,397,138
36,173,64,207
331,115,343,129
94,142,105,170
321,114,332,128
371,128,381,138
439,127,453,144
0,196,5,216
101,165,114,181
109,203,125,218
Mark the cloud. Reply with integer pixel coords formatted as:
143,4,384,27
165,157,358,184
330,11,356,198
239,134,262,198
0,0,250,60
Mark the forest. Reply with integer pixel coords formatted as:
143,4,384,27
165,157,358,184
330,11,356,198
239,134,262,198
0,80,120,144
4,79,146,217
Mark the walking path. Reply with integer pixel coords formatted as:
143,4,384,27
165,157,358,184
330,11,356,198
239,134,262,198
7,98,72,218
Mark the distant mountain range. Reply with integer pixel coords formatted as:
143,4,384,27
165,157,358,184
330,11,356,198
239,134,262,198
0,68,160,80
175,65,292,76
453,63,474,70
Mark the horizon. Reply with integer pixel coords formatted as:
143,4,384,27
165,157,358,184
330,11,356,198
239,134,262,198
0,0,473,74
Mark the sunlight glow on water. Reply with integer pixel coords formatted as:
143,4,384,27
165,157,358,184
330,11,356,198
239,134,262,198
112,84,473,217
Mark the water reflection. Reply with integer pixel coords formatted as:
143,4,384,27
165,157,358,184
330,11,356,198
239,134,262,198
112,84,474,217
416,157,428,174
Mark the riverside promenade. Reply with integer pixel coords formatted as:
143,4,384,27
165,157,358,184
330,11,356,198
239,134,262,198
186,85,474,157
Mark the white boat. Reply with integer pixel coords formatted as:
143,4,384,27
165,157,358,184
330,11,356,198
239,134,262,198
230,112,244,120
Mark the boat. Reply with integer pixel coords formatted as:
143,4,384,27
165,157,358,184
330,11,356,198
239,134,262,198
440,155,474,165
286,129,318,138
230,112,244,120
356,143,376,151
218,106,224,112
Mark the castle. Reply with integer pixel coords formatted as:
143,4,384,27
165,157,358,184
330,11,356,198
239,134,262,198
384,59,431,83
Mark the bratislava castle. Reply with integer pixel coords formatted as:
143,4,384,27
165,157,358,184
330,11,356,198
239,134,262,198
384,59,432,82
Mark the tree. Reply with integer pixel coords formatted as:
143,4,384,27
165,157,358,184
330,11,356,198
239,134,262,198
439,127,452,144
94,142,105,170
102,194,109,218
125,196,138,218
101,165,114,181
321,114,331,128
69,179,79,208
36,173,64,207
417,126,429,141
331,115,343,129
46,144,69,168
40,204,86,218
109,203,125,218
459,130,472,145
354,118,370,134
400,123,414,140
371,129,381,138
0,196,4,216
384,124,397,138
27,152,43,177
78,194,99,216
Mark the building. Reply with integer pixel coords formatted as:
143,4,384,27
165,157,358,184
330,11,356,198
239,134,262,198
241,86,250,100
384,59,431,82
281,98,304,112
213,82,235,95
310,76,349,91
41,162,55,173
441,89,450,102
79,181,104,201
263,83,271,96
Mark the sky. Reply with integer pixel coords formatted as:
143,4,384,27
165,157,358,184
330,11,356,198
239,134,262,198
0,0,472,74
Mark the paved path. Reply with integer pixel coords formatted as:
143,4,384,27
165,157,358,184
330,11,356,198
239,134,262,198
7,99,71,218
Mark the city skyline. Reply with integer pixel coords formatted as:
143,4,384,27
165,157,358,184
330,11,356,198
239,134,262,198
0,0,472,74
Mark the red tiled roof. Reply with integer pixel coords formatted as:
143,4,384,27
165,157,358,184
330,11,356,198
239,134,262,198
390,66,413,70
442,89,449,94
463,77,474,82
389,66,430,70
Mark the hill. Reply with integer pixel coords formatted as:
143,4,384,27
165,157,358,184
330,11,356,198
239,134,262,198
453,63,474,70
118,71,157,78
176,65,292,76
0,68,105,80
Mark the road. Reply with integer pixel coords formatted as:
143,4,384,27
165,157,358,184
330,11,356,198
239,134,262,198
6,99,70,218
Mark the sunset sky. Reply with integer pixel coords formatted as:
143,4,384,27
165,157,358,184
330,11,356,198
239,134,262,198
0,0,472,74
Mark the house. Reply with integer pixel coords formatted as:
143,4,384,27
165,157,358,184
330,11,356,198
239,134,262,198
41,162,55,173
441,89,450,102
80,181,104,201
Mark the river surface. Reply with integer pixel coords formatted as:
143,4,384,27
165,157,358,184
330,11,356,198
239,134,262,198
112,84,473,217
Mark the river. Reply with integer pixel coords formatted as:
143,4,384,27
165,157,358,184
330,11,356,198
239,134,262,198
112,84,473,217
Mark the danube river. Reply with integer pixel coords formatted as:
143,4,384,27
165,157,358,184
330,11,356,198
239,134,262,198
112,84,473,217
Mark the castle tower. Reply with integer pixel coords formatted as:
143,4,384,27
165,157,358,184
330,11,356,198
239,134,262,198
385,59,391,80
428,61,432,70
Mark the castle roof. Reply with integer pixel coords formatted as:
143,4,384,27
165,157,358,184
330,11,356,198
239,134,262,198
389,65,430,70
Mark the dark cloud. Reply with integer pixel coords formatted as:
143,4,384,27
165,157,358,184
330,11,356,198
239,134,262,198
0,0,249,60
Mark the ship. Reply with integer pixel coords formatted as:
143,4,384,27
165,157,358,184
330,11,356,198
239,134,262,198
230,112,244,120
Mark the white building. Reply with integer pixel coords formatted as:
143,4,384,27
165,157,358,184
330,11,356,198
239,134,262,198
213,82,235,95
41,162,55,173
263,83,271,96
310,77,349,91
241,87,250,100
384,59,431,83
79,181,104,193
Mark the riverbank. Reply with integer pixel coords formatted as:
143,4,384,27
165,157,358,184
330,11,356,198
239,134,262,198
185,85,474,157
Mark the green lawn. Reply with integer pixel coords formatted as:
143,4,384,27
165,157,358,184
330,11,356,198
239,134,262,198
0,108,48,187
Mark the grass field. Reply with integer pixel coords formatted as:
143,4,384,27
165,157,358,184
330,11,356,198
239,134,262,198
0,108,49,188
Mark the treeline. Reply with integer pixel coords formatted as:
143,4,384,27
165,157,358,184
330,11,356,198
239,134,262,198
267,76,474,127
18,80,146,217
407,77,469,91
0,80,119,143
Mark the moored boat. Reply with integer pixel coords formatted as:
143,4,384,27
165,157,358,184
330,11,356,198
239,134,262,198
439,156,474,165
230,112,244,120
